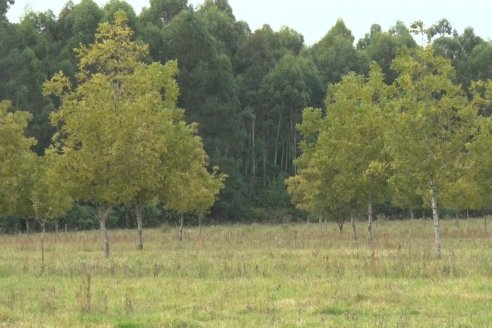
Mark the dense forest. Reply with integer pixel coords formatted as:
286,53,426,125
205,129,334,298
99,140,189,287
1,0,492,235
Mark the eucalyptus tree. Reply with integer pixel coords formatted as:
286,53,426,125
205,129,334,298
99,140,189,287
310,19,368,87
0,0,13,21
357,22,416,84
259,54,322,177
155,8,242,219
386,48,481,258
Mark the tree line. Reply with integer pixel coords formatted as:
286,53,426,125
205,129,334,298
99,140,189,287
1,0,492,236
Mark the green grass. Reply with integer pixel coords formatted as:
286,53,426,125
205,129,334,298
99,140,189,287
0,218,490,327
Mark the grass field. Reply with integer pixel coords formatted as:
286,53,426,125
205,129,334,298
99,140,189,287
0,218,490,327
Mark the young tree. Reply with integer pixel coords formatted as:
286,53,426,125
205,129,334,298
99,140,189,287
28,153,73,271
465,86,492,230
386,48,480,258
0,101,36,218
44,11,222,256
287,65,389,242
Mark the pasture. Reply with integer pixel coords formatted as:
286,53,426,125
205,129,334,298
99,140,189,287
0,218,490,327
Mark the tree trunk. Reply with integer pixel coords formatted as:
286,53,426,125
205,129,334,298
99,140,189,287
125,210,130,229
98,205,112,258
290,114,295,174
251,115,256,179
274,112,281,166
135,203,144,250
430,182,442,259
54,219,59,234
336,217,344,233
263,134,267,187
367,199,373,243
199,214,203,235
26,219,31,234
179,214,184,241
466,209,469,219
455,212,460,228
410,209,415,221
351,212,357,240
41,221,45,272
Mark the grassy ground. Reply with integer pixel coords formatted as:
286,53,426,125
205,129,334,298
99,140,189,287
0,218,490,327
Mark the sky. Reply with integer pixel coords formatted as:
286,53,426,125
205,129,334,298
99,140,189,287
6,0,492,45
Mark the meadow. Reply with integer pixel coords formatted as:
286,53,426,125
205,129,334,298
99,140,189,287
0,218,490,327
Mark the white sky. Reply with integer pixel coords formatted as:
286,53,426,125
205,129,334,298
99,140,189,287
6,0,492,45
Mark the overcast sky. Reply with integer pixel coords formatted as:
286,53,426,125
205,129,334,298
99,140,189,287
6,0,492,45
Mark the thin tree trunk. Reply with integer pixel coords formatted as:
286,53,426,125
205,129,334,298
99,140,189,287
287,114,295,174
26,219,31,234
41,221,45,272
98,205,112,258
135,203,143,250
280,143,285,172
351,211,357,240
263,134,267,187
410,209,415,221
466,209,469,219
430,181,441,259
274,112,281,166
337,217,345,233
251,115,256,178
367,198,373,243
54,219,59,234
125,209,130,229
199,214,203,235
179,214,184,241
455,212,460,228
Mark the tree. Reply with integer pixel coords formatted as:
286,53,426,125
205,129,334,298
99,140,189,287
27,153,73,271
197,0,247,56
258,54,322,177
103,0,139,33
357,22,416,83
287,65,389,242
0,0,14,21
140,0,188,27
286,108,356,236
386,48,480,258
310,19,368,87
44,11,221,256
465,86,492,229
0,100,36,218
159,9,242,219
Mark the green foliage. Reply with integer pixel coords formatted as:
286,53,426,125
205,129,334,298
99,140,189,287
386,48,479,198
357,21,416,83
0,101,36,217
287,65,389,222
44,11,223,237
1,1,492,226
310,19,368,86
